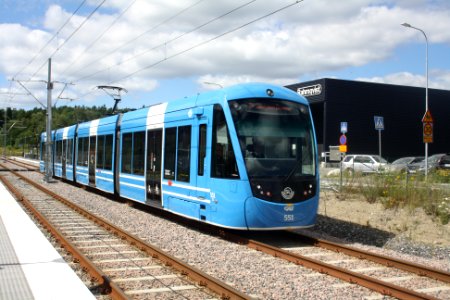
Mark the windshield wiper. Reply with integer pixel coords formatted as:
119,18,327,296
283,159,302,183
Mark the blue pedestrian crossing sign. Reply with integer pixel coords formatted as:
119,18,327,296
374,116,384,130
340,122,348,133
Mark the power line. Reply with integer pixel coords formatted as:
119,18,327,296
12,0,88,81
29,0,107,80
73,0,257,83
60,0,139,77
110,1,303,85
66,0,207,79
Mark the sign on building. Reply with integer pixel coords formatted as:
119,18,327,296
297,84,322,97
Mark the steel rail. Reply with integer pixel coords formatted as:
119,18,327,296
290,231,450,284
0,174,129,300
216,231,441,300
3,157,38,171
2,165,250,300
5,159,446,299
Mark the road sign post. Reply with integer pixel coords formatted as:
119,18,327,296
422,110,433,143
339,123,348,191
340,122,348,134
422,110,433,179
374,116,384,158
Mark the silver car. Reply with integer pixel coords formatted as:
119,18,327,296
386,156,424,174
342,154,387,174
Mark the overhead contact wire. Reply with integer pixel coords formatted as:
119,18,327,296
111,0,303,84
12,0,88,81
74,0,257,83
67,0,207,79
60,0,139,77
29,0,107,81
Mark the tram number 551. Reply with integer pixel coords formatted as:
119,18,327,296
284,214,294,222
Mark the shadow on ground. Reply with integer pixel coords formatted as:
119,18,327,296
302,215,396,247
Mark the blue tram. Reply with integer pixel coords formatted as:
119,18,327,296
41,83,319,230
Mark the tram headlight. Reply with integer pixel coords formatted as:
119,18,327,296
266,89,274,97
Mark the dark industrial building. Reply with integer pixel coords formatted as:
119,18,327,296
285,78,450,161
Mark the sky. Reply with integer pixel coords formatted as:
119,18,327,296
0,0,449,110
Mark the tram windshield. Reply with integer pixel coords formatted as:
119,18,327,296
229,99,316,179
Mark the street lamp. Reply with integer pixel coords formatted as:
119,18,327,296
401,22,429,178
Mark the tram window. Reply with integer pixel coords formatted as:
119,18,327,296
77,137,88,167
122,133,132,173
97,135,105,169
62,140,67,163
95,134,113,170
198,124,207,176
177,125,191,182
133,131,145,175
60,140,64,163
212,104,239,179
82,137,89,166
41,141,46,161
67,139,73,164
163,127,176,180
104,134,113,170
77,138,83,166
55,141,62,163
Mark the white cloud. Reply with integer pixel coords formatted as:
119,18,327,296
357,72,425,87
1,0,450,108
358,69,450,89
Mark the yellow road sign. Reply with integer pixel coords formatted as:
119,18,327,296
339,145,347,152
422,110,433,123
423,122,433,143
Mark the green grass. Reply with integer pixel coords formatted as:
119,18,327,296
337,171,450,225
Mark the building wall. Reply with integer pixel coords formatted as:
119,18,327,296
286,78,450,161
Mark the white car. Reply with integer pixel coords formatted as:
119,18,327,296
342,154,387,174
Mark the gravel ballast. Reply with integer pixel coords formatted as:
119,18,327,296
23,172,450,299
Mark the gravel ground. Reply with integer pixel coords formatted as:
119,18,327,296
311,188,450,263
23,171,450,299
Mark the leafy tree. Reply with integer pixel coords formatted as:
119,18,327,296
0,105,131,156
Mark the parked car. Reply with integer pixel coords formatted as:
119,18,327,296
342,154,388,174
386,156,424,174
407,153,450,174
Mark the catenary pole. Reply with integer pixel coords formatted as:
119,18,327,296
2,108,6,160
45,58,53,182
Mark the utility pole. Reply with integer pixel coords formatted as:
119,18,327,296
2,108,6,160
45,58,53,182
12,58,62,182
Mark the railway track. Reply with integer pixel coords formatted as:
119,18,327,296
218,230,450,300
1,157,39,171
3,158,450,299
0,163,249,300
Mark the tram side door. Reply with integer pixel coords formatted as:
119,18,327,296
62,139,67,179
194,120,209,200
88,136,96,186
146,129,162,206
